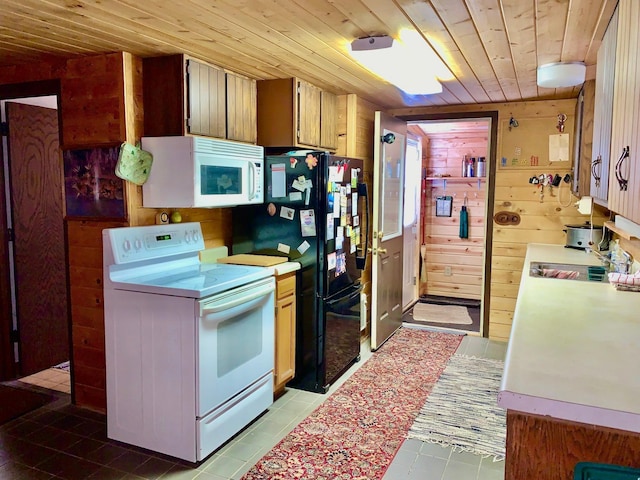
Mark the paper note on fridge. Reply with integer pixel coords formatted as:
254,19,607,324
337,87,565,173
292,177,307,192
277,243,291,254
328,166,344,182
300,209,317,237
271,164,287,198
297,240,310,254
280,206,295,220
327,252,337,270
289,191,303,202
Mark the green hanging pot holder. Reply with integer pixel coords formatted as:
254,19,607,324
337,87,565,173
115,142,153,185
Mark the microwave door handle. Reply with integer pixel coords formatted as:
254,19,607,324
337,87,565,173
248,161,257,200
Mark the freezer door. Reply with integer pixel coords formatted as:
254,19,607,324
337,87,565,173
324,283,362,387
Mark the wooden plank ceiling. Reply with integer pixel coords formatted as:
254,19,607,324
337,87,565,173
0,0,618,109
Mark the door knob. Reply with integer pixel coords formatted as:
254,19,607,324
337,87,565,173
378,248,387,254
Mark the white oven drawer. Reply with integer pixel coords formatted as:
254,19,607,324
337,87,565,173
197,277,275,416
197,372,273,461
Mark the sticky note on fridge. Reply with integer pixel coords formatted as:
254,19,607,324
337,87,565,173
280,206,295,220
333,193,341,218
277,243,290,254
297,240,311,254
327,252,337,270
289,191,303,202
351,169,358,187
352,193,358,216
271,164,287,198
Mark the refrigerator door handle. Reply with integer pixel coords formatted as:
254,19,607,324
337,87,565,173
356,182,369,270
326,284,363,306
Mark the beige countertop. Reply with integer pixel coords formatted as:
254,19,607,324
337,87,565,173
270,262,301,276
498,243,640,432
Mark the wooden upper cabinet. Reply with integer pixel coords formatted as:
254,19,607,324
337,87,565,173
187,59,226,138
320,90,337,150
226,71,257,144
143,54,256,143
608,0,640,223
590,6,618,207
257,77,338,151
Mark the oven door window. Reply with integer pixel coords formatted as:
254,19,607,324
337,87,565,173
200,165,243,196
197,279,275,417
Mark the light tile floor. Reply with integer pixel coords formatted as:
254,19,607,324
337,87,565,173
382,330,507,480
19,367,71,394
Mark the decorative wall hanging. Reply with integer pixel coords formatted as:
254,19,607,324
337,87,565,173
63,146,126,220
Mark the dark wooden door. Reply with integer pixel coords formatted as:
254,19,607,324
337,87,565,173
7,102,69,376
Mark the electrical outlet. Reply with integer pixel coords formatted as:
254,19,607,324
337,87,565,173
444,266,452,276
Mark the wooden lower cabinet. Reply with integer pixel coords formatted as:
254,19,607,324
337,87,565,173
274,272,296,397
505,410,640,479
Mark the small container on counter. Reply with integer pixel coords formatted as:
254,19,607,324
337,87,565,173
466,157,475,177
461,155,468,177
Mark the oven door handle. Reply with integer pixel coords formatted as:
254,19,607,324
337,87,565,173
200,283,274,315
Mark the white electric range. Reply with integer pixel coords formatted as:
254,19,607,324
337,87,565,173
103,222,275,462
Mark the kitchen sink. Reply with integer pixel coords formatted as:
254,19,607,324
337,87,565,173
529,261,609,283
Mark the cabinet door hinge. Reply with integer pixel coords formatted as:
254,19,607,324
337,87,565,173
413,276,417,286
7,228,14,242
0,122,8,136
9,329,19,343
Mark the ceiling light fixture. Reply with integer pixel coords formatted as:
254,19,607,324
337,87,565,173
349,30,452,95
537,62,586,88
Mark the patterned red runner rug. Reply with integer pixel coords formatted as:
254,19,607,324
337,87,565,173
242,328,463,480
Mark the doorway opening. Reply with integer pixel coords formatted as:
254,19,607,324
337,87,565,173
0,90,71,394
400,113,497,337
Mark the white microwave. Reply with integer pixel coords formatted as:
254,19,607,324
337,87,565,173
140,136,264,208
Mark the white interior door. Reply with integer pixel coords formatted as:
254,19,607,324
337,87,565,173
371,112,407,350
402,135,421,310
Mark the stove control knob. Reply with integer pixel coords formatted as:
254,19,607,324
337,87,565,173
184,232,192,243
192,230,200,242
134,238,143,250
123,239,131,252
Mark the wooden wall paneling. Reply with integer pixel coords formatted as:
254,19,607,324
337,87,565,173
391,99,606,340
505,410,640,480
67,219,123,412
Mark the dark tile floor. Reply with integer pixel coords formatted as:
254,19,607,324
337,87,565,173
0,386,223,480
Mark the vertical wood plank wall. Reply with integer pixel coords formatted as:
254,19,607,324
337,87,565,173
418,128,488,300
390,99,608,341
0,53,234,412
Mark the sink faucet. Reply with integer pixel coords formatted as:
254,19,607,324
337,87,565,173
587,247,632,273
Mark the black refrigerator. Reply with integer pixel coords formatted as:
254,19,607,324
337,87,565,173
232,150,368,393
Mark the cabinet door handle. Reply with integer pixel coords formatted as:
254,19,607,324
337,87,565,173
615,146,629,191
591,155,601,188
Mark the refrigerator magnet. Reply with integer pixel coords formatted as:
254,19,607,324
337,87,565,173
300,209,316,237
277,243,291,254
297,240,310,254
305,153,318,169
327,252,337,270
280,206,295,220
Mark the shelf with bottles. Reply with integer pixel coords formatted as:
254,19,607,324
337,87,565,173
425,176,486,190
